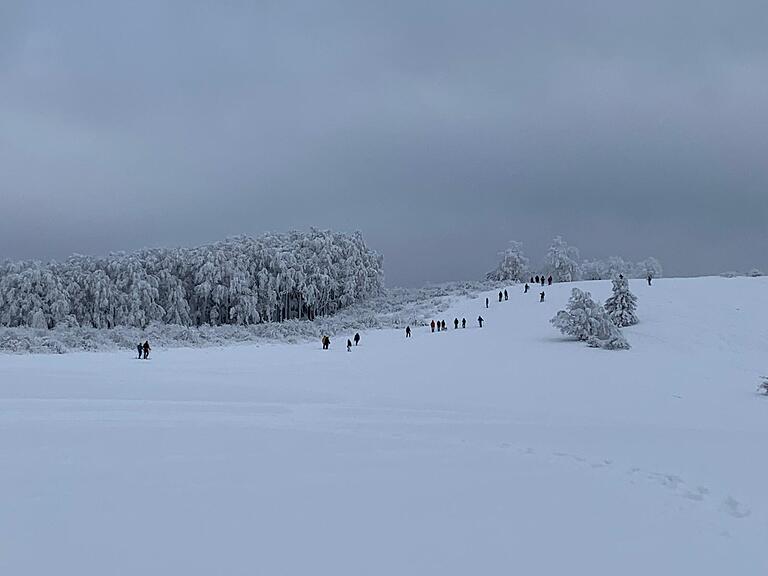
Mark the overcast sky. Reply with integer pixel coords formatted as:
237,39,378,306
1,1,766,285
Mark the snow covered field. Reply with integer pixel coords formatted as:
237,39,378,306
1,276,766,575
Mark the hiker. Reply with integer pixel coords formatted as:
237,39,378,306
454,318,459,329
541,276,545,286
137,343,143,359
524,283,529,293
322,335,330,350
647,275,652,286
347,339,352,352
535,275,540,284
431,320,436,333
530,276,534,284
405,326,411,338
547,275,552,286
504,289,508,301
437,321,441,332
540,291,545,302
486,297,489,308
441,320,446,331
498,291,503,302
354,332,360,346
461,318,466,328
478,315,484,328
143,340,151,359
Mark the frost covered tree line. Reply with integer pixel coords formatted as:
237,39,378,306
487,236,662,283
0,230,384,330
0,279,492,354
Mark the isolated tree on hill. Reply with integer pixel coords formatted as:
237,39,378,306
604,276,638,327
551,288,630,350
543,236,582,282
486,241,530,282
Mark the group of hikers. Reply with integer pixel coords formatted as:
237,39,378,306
322,332,362,351
530,275,553,286
429,317,480,332
136,340,151,359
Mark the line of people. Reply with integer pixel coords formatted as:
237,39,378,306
529,275,553,286
323,274,573,350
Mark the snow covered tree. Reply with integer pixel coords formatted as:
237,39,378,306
551,288,630,350
637,257,663,281
543,236,582,282
604,276,638,327
486,241,529,282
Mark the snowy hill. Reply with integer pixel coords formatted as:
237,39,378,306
0,276,766,575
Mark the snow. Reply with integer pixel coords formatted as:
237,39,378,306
0,276,766,575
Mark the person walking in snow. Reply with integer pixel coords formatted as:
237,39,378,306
647,275,652,286
530,276,534,284
405,326,411,338
354,333,360,346
547,275,552,286
541,276,545,287
539,291,545,302
524,283,529,293
347,339,352,352
498,291,503,302
441,320,446,331
478,315,484,328
431,320,436,333
535,275,540,284
462,318,466,329
137,343,143,359
143,340,151,359
322,335,330,350
454,318,459,329
485,297,489,308
504,289,508,301
437,320,441,332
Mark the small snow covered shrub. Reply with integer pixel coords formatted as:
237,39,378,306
551,288,630,350
604,276,638,327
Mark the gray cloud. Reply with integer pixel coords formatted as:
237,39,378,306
1,0,766,285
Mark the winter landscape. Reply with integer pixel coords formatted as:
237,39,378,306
3,1,768,574
1,272,766,575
